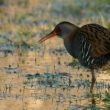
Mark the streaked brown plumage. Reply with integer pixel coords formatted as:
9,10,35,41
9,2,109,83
81,24,110,57
39,21,110,93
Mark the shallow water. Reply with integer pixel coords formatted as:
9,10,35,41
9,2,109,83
0,40,110,110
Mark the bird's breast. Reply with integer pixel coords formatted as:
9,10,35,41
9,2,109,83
64,36,81,58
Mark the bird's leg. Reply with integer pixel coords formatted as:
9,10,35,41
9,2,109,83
90,69,96,104
90,69,96,93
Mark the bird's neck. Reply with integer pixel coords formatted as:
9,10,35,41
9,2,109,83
60,24,79,40
63,27,80,58
63,26,79,43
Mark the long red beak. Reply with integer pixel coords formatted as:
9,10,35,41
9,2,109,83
38,31,57,43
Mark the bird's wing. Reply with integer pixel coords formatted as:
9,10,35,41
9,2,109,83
80,24,110,57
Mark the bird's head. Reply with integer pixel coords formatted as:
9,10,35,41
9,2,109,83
39,21,78,43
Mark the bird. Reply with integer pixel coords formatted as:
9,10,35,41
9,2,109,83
38,21,110,93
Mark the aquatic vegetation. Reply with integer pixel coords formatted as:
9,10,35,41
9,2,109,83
25,72,71,87
102,92,110,109
83,104,104,110
25,72,109,90
13,14,28,24
67,60,81,68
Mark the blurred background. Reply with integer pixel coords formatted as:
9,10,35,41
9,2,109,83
0,0,110,110
0,0,110,50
